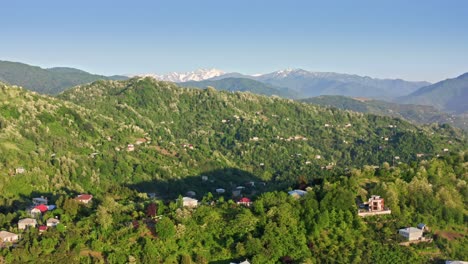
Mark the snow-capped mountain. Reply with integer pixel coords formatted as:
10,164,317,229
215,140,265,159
133,69,225,82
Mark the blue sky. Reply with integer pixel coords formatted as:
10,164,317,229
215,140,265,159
1,0,467,82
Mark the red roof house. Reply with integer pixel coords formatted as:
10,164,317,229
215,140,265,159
34,204,48,213
237,197,252,207
38,225,47,232
75,194,93,204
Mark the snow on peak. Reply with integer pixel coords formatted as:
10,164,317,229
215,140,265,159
132,69,225,83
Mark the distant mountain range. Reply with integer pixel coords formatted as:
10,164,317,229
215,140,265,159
0,60,127,94
2,59,466,121
132,68,225,82
399,72,468,114
154,68,431,99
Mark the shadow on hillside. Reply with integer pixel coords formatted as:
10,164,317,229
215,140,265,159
125,167,291,201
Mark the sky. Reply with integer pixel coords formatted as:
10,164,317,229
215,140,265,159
1,0,468,82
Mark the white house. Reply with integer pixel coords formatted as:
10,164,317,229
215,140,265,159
399,227,423,241
18,218,38,230
15,167,26,174
216,188,225,194
182,197,198,208
46,218,60,227
0,231,19,243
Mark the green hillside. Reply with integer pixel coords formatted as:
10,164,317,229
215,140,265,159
0,79,466,263
302,95,468,131
180,77,298,98
0,60,127,94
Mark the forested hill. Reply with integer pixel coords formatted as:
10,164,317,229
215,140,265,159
0,60,127,94
1,80,467,263
180,77,299,99
59,78,465,178
302,95,468,131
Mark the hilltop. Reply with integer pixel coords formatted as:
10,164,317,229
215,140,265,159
0,60,127,94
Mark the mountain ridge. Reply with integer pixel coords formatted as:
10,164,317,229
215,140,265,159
0,60,128,94
400,72,468,114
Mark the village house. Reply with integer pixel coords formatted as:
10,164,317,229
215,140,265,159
399,227,423,241
201,175,208,181
32,197,48,206
358,195,392,217
127,144,135,152
288,189,307,198
38,226,47,233
182,197,198,208
237,197,252,207
15,167,26,174
18,218,38,230
46,218,60,227
416,153,424,158
216,188,225,194
315,155,321,159
0,231,19,243
30,204,48,217
75,194,93,204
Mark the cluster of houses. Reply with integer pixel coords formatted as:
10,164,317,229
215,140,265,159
0,194,93,247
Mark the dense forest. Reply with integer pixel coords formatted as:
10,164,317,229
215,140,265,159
0,79,466,263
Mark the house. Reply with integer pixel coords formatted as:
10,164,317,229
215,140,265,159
216,188,225,194
38,226,47,233
75,194,93,204
358,195,392,217
47,205,56,211
32,197,48,206
30,208,43,217
236,186,246,190
288,190,307,198
15,167,26,174
46,218,60,227
399,227,423,241
34,204,48,214
445,261,468,264
367,195,385,211
345,123,352,128
182,197,198,208
232,190,241,197
416,153,424,158
0,231,19,243
251,137,259,141
324,124,330,127
18,218,37,230
315,155,321,159
237,197,252,207
127,144,135,151
443,148,449,152
201,176,208,181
